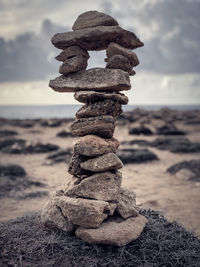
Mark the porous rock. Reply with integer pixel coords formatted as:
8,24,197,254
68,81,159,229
55,45,89,62
41,199,73,232
65,171,122,201
72,11,118,30
55,196,116,228
106,54,136,76
51,26,144,51
74,135,119,156
59,55,88,75
74,90,129,104
117,188,139,219
106,42,140,67
76,99,123,118
71,115,115,138
75,214,148,246
68,152,92,178
49,68,131,92
80,152,123,172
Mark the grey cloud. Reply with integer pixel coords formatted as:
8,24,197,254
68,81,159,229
101,0,200,74
0,19,67,82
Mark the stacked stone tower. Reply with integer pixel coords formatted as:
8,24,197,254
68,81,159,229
42,11,147,246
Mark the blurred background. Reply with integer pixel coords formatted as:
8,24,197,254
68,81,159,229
0,0,199,115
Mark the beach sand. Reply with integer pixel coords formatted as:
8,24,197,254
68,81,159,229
0,108,200,237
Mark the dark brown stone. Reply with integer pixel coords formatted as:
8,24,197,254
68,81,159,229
72,11,118,31
71,115,115,138
55,45,89,62
59,55,88,75
74,91,129,105
49,68,131,93
76,99,123,119
51,26,144,51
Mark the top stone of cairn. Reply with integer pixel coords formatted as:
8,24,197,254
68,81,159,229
72,10,119,31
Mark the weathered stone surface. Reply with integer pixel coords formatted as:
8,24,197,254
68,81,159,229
72,11,118,31
74,135,119,156
76,214,148,246
51,26,144,51
65,171,122,201
55,45,89,62
76,99,123,119
117,188,139,219
81,153,123,172
59,55,88,75
41,199,73,232
55,196,116,228
74,91,129,105
68,152,92,178
49,68,131,93
106,42,140,67
71,115,115,138
105,55,135,76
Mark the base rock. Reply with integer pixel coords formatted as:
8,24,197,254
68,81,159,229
76,214,148,246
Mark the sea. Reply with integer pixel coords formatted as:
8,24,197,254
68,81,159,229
0,104,199,119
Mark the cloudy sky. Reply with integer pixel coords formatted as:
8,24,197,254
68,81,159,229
0,0,200,105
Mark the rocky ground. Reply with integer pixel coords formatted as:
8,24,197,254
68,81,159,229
0,108,200,239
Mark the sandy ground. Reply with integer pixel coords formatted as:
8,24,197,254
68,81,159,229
0,111,200,237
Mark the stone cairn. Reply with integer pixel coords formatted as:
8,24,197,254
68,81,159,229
41,11,148,246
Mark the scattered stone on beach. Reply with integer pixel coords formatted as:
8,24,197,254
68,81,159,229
0,164,26,177
25,143,59,153
65,171,122,201
71,115,115,138
80,152,123,172
59,55,88,75
72,10,118,30
56,130,74,138
46,149,72,165
55,45,89,62
0,139,25,150
76,99,123,118
74,90,129,104
74,135,119,156
41,200,74,232
0,130,18,137
150,137,200,153
156,124,185,135
105,54,136,76
121,139,149,147
76,214,148,246
117,148,158,164
55,196,116,228
49,68,131,93
167,159,200,181
51,26,144,51
116,188,139,219
129,126,153,135
106,42,140,67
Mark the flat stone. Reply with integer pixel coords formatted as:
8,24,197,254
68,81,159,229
74,91,129,104
76,99,123,119
81,152,123,172
106,42,140,67
76,214,148,246
68,152,92,178
59,55,88,75
71,115,115,138
41,199,73,232
74,135,119,156
117,188,139,219
65,171,122,201
49,68,131,93
55,196,116,228
72,11,118,31
51,26,144,51
55,45,89,62
105,55,136,76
